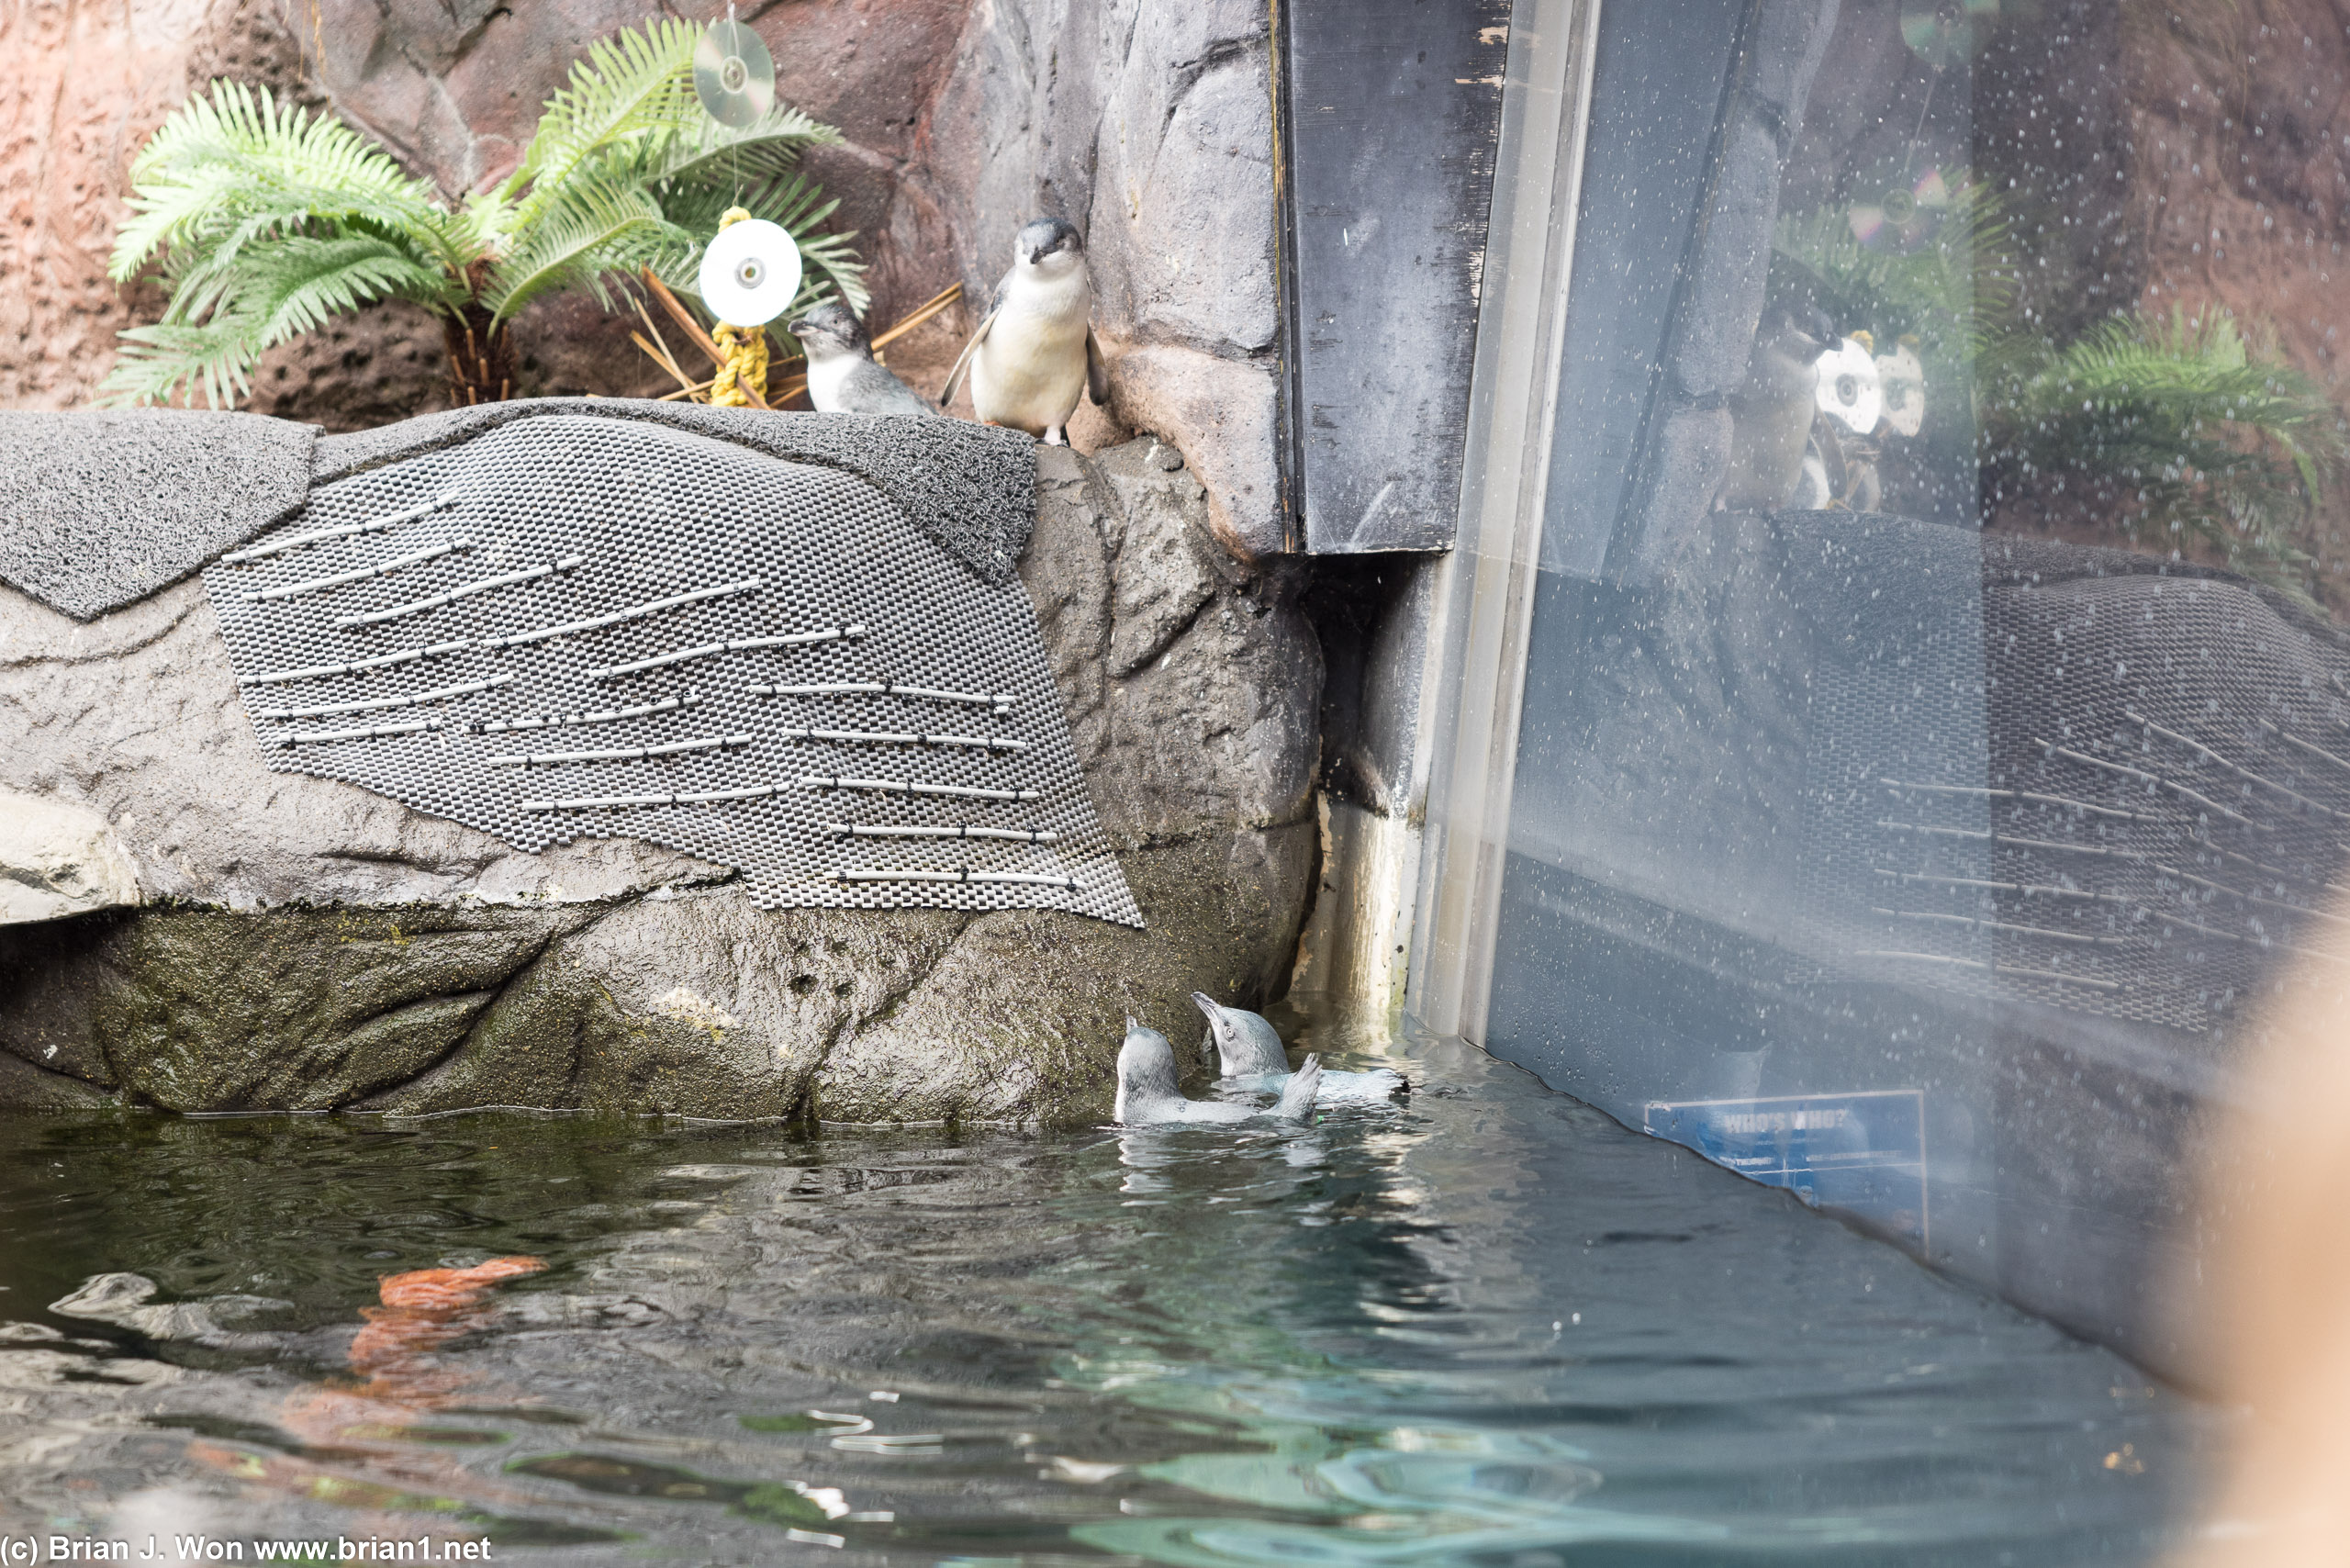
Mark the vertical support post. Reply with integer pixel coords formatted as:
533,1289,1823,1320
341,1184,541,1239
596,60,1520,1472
1406,0,1602,1042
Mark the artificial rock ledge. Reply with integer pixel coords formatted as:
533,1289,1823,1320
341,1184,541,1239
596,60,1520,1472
0,420,1321,1122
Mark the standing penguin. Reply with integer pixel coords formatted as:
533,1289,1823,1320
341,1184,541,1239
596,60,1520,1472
788,304,940,419
939,218,1112,445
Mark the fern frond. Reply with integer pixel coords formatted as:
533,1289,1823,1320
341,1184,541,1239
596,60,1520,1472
646,174,868,318
499,19,699,223
633,100,840,190
111,82,470,283
98,234,451,409
1773,176,2015,423
105,19,867,406
483,179,687,322
1985,307,2347,597
97,320,267,410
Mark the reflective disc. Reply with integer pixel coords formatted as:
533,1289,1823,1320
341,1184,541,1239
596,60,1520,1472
694,20,776,128
698,218,801,326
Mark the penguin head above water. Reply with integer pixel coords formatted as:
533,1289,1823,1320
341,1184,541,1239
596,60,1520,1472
788,302,872,363
1191,992,1291,1078
1014,217,1087,278
1115,1017,1186,1123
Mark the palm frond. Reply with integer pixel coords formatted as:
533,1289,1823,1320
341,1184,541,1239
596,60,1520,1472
111,82,471,283
98,234,453,409
483,178,688,323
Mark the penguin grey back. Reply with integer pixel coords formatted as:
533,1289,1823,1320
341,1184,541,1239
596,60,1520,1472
792,301,873,355
789,306,940,419
1114,1018,1187,1124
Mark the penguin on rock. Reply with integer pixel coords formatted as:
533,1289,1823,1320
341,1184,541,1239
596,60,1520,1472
940,217,1111,446
788,303,940,419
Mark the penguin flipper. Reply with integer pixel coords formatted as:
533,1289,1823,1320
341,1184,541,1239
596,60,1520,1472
1086,326,1111,407
939,304,998,409
1273,1055,1322,1121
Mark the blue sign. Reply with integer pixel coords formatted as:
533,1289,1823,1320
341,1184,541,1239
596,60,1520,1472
1642,1090,1927,1248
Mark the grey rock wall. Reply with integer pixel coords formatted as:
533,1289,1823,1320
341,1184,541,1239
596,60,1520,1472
0,795,141,925
928,0,1283,559
0,440,1320,1122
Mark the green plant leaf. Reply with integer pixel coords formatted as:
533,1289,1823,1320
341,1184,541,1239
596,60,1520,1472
112,82,471,285
1982,307,2347,599
498,18,701,227
97,234,452,409
106,19,864,407
483,179,688,323
648,172,869,319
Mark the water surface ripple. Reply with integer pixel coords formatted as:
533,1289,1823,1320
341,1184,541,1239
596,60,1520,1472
0,1014,2218,1563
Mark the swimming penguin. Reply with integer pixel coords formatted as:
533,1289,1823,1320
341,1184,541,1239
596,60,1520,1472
1115,1018,1321,1126
1192,994,1408,1103
939,217,1111,446
789,303,940,419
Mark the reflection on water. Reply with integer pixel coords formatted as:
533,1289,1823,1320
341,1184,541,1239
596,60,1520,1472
0,1011,2220,1563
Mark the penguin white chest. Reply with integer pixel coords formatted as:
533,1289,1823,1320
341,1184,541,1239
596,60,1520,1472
804,353,858,414
972,277,1091,437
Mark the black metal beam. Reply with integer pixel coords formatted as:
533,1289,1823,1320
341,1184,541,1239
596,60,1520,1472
1273,0,1511,553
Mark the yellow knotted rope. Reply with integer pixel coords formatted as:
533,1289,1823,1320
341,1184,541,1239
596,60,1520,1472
707,207,769,409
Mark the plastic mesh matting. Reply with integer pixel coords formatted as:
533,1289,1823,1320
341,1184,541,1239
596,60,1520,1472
1796,516,2350,1036
203,414,1143,925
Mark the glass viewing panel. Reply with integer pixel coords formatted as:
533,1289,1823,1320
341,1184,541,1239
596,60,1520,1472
1482,0,2350,1364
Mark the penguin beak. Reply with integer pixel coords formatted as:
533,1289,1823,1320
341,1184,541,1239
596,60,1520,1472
1188,992,1222,1061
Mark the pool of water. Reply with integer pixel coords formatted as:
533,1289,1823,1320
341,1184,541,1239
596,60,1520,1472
0,1011,2221,1564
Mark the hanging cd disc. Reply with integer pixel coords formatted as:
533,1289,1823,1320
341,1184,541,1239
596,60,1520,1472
1846,152,1951,253
699,218,802,326
695,19,776,128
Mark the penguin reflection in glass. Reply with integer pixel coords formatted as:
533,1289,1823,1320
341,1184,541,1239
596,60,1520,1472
1717,299,1840,511
940,218,1111,446
788,304,940,419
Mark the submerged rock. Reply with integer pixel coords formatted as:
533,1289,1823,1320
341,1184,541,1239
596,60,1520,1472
0,413,1319,1122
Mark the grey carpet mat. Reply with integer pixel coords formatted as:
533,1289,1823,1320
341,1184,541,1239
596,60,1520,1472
206,413,1136,924
314,401,1037,586
2,402,1035,622
0,409,317,621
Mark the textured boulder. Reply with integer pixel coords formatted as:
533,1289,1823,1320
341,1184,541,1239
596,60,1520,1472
0,434,1317,1121
0,794,141,925
928,0,1285,555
